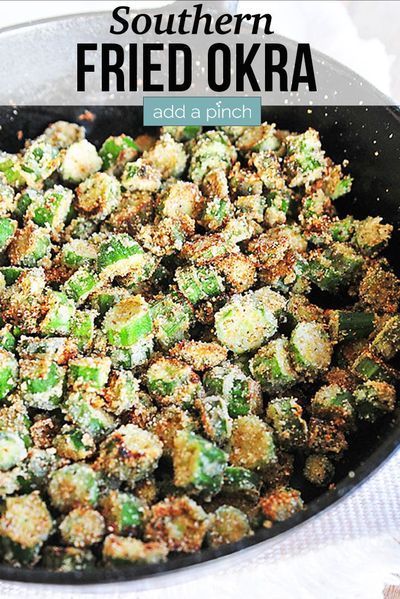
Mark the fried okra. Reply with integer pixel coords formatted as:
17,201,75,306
0,118,398,571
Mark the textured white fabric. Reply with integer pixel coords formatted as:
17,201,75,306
1,449,400,599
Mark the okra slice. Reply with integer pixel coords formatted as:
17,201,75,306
223,466,260,498
60,139,102,184
21,139,60,187
354,217,392,256
266,397,308,450
151,406,195,456
63,391,115,440
15,452,60,494
103,370,139,415
42,546,95,572
203,362,262,418
0,266,23,286
197,395,232,446
229,416,276,470
328,310,375,343
109,335,154,369
0,491,53,566
162,125,201,141
308,417,348,456
250,338,298,393
18,335,73,364
121,158,161,192
371,315,400,360
0,325,16,352
103,534,168,566
97,233,145,279
68,356,111,392
40,290,75,335
63,268,100,304
259,486,304,522
48,463,100,512
144,495,208,553
173,431,227,495
25,185,73,232
289,322,333,378
99,134,139,172
353,381,396,422
99,490,146,536
0,217,17,253
53,425,96,461
0,349,18,400
306,243,363,293
151,291,193,350
303,454,334,487
236,123,281,154
351,351,396,384
146,357,200,408
284,128,327,187
20,357,65,410
170,340,227,372
0,399,31,451
103,295,152,348
189,130,237,184
43,120,85,149
175,264,225,304
215,291,278,354
0,431,27,471
70,310,96,352
59,507,105,548
0,152,24,188
311,384,355,429
143,133,187,179
0,177,15,215
8,222,51,267
200,195,233,231
60,238,97,269
76,172,121,221
95,424,162,486
207,505,252,548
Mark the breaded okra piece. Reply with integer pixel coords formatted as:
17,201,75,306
99,490,147,536
250,338,298,393
143,133,187,179
259,486,304,523
207,505,252,548
266,397,308,450
303,454,335,487
42,546,95,572
99,134,139,173
203,362,262,418
146,357,201,408
95,424,162,486
173,430,227,495
0,491,53,566
48,463,100,512
144,495,208,552
76,172,121,221
59,507,105,548
169,340,227,372
229,416,276,471
60,139,102,184
103,534,168,566
284,128,327,187
0,348,18,401
214,290,278,354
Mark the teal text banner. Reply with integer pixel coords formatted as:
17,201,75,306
143,97,261,126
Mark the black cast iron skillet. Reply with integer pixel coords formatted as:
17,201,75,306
0,8,400,589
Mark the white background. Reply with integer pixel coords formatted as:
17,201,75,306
0,2,399,598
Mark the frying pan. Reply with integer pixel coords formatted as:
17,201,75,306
0,1,399,588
